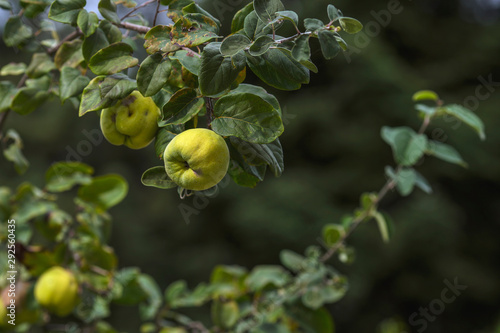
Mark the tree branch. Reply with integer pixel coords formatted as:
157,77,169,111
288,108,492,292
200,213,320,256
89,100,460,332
48,29,82,55
116,21,150,34
320,114,434,262
121,0,156,20
153,0,161,27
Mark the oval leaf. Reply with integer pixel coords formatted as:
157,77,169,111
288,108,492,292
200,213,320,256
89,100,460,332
141,166,177,189
79,74,137,116
60,66,91,102
426,140,468,167
78,174,128,210
221,34,252,57
45,162,94,192
48,0,86,24
199,42,246,97
212,92,283,144
339,17,363,34
137,53,172,97
246,48,310,91
160,88,204,126
89,42,139,75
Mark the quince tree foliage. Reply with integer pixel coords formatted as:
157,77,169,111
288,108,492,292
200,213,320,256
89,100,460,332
0,0,486,332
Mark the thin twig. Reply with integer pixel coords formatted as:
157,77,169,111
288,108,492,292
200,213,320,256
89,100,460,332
181,47,201,57
47,29,82,55
153,0,161,26
117,21,150,34
121,0,156,20
275,31,311,44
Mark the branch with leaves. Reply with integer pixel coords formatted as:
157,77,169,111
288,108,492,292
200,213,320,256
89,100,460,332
0,0,486,332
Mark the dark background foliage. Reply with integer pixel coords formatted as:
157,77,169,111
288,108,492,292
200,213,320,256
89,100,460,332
1,0,499,332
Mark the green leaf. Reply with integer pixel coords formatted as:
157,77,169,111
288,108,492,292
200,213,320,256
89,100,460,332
0,0,12,10
249,35,275,56
160,88,203,126
276,10,299,26
59,66,90,102
334,35,348,51
253,0,284,23
169,50,201,76
339,17,363,34
11,87,49,115
45,161,94,192
304,18,324,32
54,39,85,69
89,42,139,75
285,305,335,333
79,74,137,116
373,212,391,243
292,34,311,62
137,274,162,320
199,42,246,97
322,224,345,247
3,16,33,47
3,129,29,175
143,25,176,54
426,140,468,167
211,300,239,330
1,63,27,76
113,268,147,305
246,48,310,91
95,321,119,333
76,293,110,323
77,9,99,37
182,3,221,31
412,90,439,102
246,265,291,291
279,250,306,272
155,125,182,159
327,4,340,22
165,280,188,306
78,174,128,210
227,163,261,188
415,103,437,116
82,21,122,62
231,2,254,33
302,288,323,310
244,11,272,39
175,18,219,48
229,137,284,176
439,104,486,140
381,126,428,166
396,168,417,197
414,170,433,194
228,83,281,112
98,0,120,24
21,0,51,19
0,81,16,112
221,34,252,57
71,239,117,270
137,53,172,97
318,30,341,60
48,0,86,24
213,93,283,144
141,166,177,189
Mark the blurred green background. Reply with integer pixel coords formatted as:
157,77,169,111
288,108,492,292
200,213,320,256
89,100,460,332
1,0,500,332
